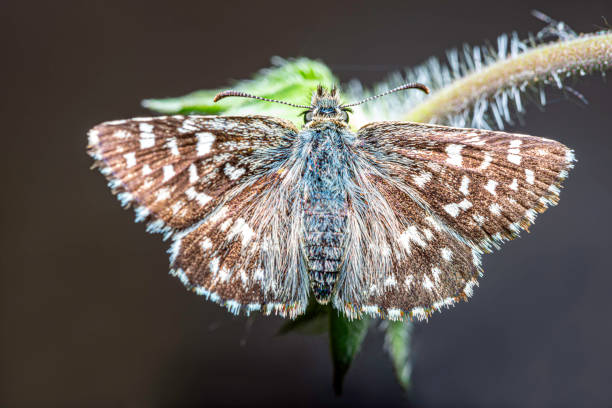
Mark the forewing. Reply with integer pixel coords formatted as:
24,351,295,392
87,115,297,236
358,122,574,252
348,121,574,320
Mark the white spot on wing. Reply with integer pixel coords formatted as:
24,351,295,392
423,276,435,291
209,257,220,275
189,164,198,183
196,132,215,156
179,118,199,134
163,164,175,181
525,169,535,184
472,214,485,225
114,130,130,139
228,218,255,247
507,141,521,164
459,175,470,195
224,163,246,180
548,184,560,194
239,269,249,286
444,203,460,218
166,138,180,156
201,237,213,251
509,178,518,191
140,134,155,149
412,171,432,188
210,206,228,223
478,152,492,170
218,267,230,282
484,179,498,195
464,280,478,297
472,248,482,267
458,199,472,210
431,266,442,282
219,218,233,231
171,201,182,214
156,188,170,202
441,247,453,261
139,123,153,132
134,206,150,222
507,153,521,164
398,226,427,251
425,216,442,231
124,152,136,168
185,187,212,206
411,307,427,321
142,164,152,175
88,129,99,145
169,238,181,264
384,275,397,287
445,144,464,167
464,134,480,143
387,308,402,320
489,203,501,215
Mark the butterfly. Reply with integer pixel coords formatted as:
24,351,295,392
87,83,574,321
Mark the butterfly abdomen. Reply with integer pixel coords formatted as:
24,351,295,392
304,194,347,304
300,125,350,304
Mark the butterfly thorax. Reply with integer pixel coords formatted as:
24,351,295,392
299,121,354,304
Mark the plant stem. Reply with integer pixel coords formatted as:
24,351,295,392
404,32,612,124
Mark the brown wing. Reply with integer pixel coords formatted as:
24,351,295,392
168,171,309,318
337,121,574,321
87,115,297,237
88,115,309,316
357,122,574,252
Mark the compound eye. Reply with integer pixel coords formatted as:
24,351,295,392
304,111,313,123
340,110,349,122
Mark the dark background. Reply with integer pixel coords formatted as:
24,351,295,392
2,1,611,406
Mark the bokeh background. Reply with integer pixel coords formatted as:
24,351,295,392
2,1,612,406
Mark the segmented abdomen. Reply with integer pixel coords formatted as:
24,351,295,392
304,191,347,304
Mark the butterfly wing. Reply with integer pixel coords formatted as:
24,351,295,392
88,115,308,317
341,121,575,320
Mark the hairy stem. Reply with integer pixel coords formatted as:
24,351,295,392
404,32,612,124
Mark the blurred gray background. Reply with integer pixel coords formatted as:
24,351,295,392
2,0,611,406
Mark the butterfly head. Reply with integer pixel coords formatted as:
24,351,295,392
303,85,350,125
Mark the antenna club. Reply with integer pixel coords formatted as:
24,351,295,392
213,90,240,102
417,84,431,94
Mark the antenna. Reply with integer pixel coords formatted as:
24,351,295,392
213,90,311,108
340,82,430,108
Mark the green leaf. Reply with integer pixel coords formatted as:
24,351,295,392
142,57,338,125
329,312,370,395
277,299,329,336
384,321,413,391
